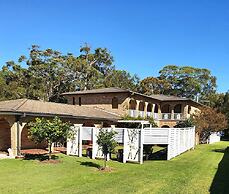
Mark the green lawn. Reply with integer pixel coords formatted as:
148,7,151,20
0,142,228,194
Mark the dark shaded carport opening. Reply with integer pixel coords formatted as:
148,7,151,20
0,118,11,153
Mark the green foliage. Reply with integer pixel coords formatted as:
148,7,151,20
121,114,157,128
139,76,171,95
159,65,217,101
0,44,115,102
28,116,73,159
103,70,139,91
209,92,229,137
175,118,194,128
139,65,217,103
96,129,117,167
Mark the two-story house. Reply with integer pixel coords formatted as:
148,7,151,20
62,87,201,128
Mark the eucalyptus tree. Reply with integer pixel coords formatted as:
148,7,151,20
103,70,140,91
139,76,171,95
158,65,217,101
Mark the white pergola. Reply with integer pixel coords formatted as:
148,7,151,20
67,122,195,164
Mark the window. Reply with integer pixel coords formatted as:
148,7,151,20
72,97,75,105
188,106,191,114
79,97,82,106
112,97,118,109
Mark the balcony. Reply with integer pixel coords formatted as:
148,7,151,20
174,113,183,120
161,113,183,120
161,113,171,120
139,111,144,118
128,110,184,121
128,110,139,118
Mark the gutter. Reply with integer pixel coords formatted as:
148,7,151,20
0,111,119,122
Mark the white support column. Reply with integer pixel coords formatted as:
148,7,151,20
8,118,26,157
152,104,155,113
158,104,162,119
136,100,140,117
74,124,83,157
144,102,148,118
92,124,103,160
18,122,26,156
171,105,174,120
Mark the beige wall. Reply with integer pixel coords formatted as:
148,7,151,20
64,93,201,128
21,126,47,149
65,92,161,116
66,92,130,116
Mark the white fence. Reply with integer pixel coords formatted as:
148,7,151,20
208,133,221,144
67,126,195,164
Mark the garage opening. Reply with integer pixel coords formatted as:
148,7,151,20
0,118,11,152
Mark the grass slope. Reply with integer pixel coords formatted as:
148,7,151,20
0,141,228,194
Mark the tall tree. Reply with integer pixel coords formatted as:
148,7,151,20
76,44,114,90
103,70,139,91
1,61,27,99
138,77,171,95
158,65,217,101
1,44,115,102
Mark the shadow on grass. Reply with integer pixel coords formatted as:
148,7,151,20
209,147,229,194
80,161,101,169
143,147,167,161
23,154,59,161
149,147,167,160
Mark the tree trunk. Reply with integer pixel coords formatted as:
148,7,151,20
48,143,52,160
104,154,107,168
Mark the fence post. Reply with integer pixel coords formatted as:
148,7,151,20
167,128,171,160
74,124,83,157
192,126,195,149
123,128,127,163
92,125,99,159
139,128,144,164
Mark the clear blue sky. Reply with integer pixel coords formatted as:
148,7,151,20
0,0,228,92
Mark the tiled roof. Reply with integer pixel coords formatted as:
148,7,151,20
150,94,189,101
61,87,197,103
0,99,119,121
61,87,130,95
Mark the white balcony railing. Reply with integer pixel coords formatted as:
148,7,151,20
153,113,159,120
139,111,144,118
174,113,183,120
161,113,172,120
129,110,139,118
146,112,152,118
128,111,184,120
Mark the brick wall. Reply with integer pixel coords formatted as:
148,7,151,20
66,92,130,116
21,127,47,149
